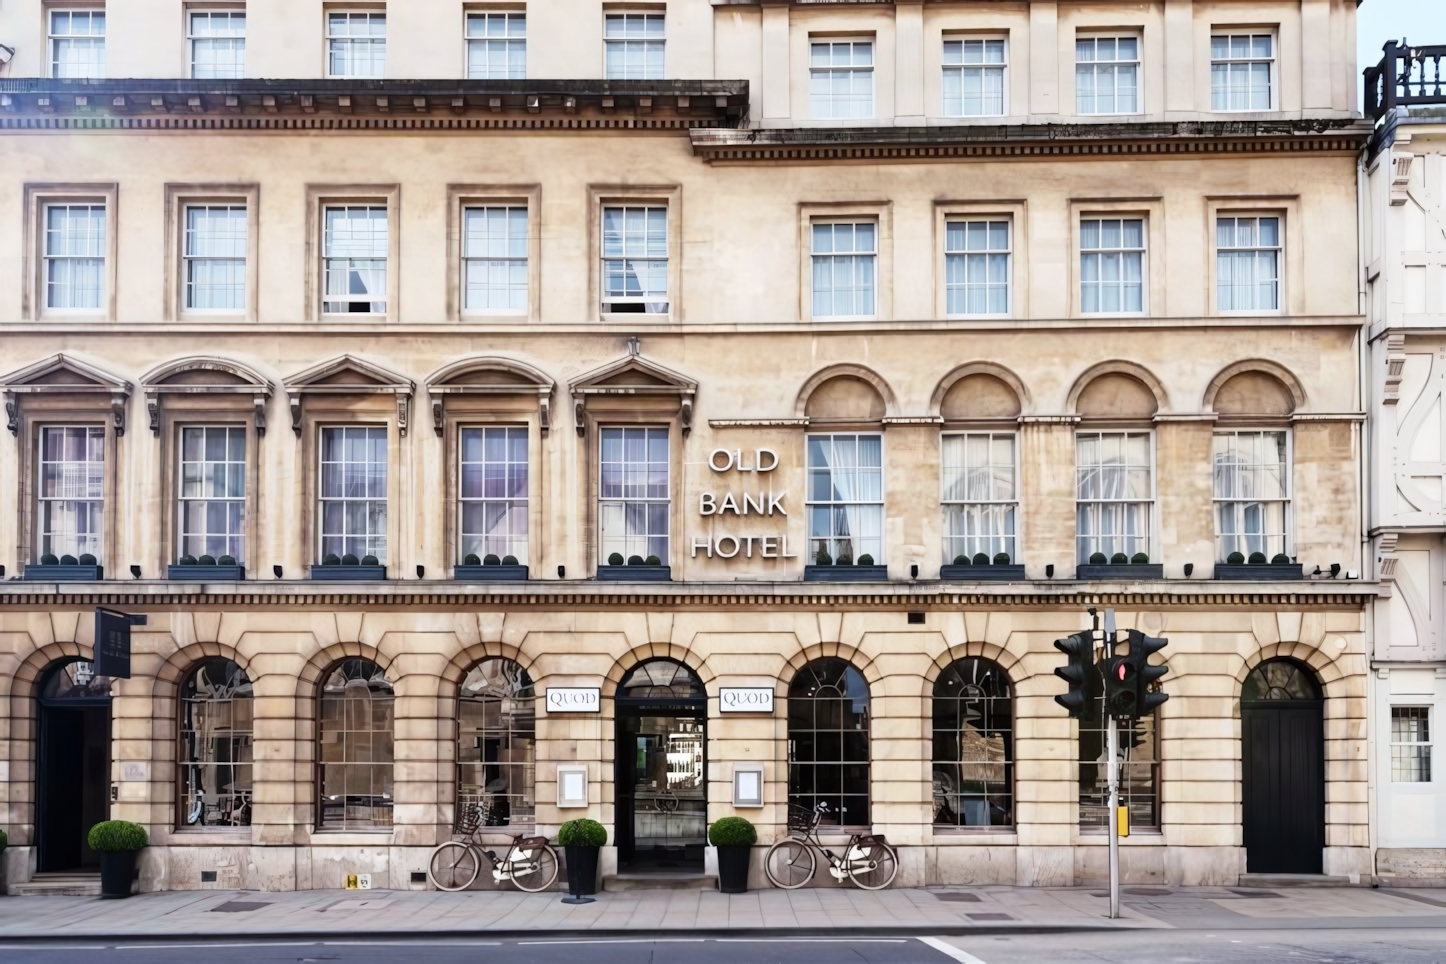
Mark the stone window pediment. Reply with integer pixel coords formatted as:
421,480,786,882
2,353,132,435
568,349,697,437
426,356,555,437
283,354,413,437
141,356,273,436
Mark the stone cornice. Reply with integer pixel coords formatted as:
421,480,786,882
692,118,1371,162
0,581,1376,609
0,78,748,129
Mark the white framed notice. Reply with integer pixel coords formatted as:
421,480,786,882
719,687,774,713
546,687,601,713
733,764,764,807
557,764,589,808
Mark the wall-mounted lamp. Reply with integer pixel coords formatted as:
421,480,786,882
1330,563,1342,578
1045,564,1054,578
416,564,425,579
0,565,6,578
1183,563,1194,578
557,565,565,578
910,563,918,579
273,564,283,579
129,565,141,579
0,45,16,66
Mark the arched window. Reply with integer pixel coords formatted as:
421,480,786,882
457,659,535,829
1243,659,1320,701
932,658,1012,828
318,658,394,830
787,657,870,827
40,659,112,700
618,659,704,699
179,658,254,827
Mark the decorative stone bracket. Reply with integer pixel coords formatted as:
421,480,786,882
567,351,698,439
282,354,414,438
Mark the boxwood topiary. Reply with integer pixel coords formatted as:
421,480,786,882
361,555,379,566
1248,551,1267,564
1226,551,1245,564
78,554,96,566
857,554,874,566
40,554,59,566
484,554,501,566
708,816,757,847
1131,552,1149,564
645,555,661,566
218,555,236,566
815,549,832,566
179,554,198,566
464,553,481,565
1111,553,1129,565
198,555,216,566
993,552,1011,565
627,555,645,566
972,552,990,566
1089,552,1107,565
1271,553,1291,565
60,555,78,566
558,818,607,847
953,554,970,565
608,552,625,566
88,820,148,853
341,553,359,566
502,555,519,566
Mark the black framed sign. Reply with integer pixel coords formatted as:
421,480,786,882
93,608,146,679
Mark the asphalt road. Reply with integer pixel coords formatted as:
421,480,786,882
4,931,1446,964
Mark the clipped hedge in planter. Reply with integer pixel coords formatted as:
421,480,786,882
708,817,757,847
558,818,607,847
709,818,756,894
88,820,148,852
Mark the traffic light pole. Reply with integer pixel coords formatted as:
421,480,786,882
1104,608,1120,920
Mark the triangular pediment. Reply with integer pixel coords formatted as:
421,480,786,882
568,354,697,395
0,353,130,394
141,356,271,394
284,355,412,394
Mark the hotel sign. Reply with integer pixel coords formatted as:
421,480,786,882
691,447,800,561
719,687,775,713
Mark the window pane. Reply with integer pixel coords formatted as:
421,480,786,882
179,659,255,827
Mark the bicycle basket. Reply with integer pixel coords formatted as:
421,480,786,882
455,803,483,836
786,805,816,832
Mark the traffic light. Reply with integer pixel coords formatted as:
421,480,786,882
1101,651,1137,717
1053,631,1097,721
1126,629,1170,715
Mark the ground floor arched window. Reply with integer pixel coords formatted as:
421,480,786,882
787,657,871,827
318,658,394,830
179,658,254,827
457,658,535,829
932,657,1013,828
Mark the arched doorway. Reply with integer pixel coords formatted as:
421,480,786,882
1242,658,1324,873
37,659,113,872
614,659,706,873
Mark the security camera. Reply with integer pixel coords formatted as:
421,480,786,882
0,45,16,65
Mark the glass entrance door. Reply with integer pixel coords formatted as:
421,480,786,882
616,708,706,871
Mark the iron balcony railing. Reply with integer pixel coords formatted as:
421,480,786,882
1366,40,1446,120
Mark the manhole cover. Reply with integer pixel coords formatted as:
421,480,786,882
933,892,982,902
1228,889,1281,898
211,901,272,913
1125,888,1172,896
966,912,1013,921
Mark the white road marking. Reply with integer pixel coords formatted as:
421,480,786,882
917,936,988,964
519,939,708,945
716,939,909,943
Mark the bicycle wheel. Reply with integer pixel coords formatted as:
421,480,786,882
511,844,560,893
764,839,816,889
429,841,481,891
847,841,898,890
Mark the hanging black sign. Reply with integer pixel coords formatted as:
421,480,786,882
93,608,146,679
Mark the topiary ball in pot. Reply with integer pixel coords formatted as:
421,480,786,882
993,552,1011,565
40,553,59,566
60,555,78,566
609,552,625,566
217,555,235,566
88,820,148,899
709,817,757,894
815,549,832,567
484,554,502,566
341,553,359,566
644,555,661,566
953,554,970,566
198,555,216,566
324,553,341,566
1110,553,1129,565
464,553,481,566
179,554,197,566
1226,551,1245,565
1248,551,1268,564
1271,553,1291,565
1089,552,1107,565
857,553,874,566
1131,552,1150,565
361,555,379,567
78,554,96,566
502,555,519,566
972,552,990,566
558,818,607,897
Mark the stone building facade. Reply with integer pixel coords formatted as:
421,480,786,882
0,0,1372,892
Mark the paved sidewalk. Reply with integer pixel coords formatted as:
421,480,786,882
4,884,1446,942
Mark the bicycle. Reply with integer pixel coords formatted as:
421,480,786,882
428,803,560,892
763,801,899,890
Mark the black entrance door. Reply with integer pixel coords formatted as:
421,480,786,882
1241,659,1323,874
37,660,113,873
614,660,707,873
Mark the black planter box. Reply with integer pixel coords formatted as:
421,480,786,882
596,565,672,582
99,850,138,899
309,565,388,581
1213,563,1304,581
564,844,600,896
167,565,245,581
939,564,1027,581
453,564,529,581
24,564,103,581
1075,564,1165,580
804,565,889,582
716,844,752,894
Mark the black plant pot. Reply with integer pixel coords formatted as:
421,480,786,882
100,849,138,899
564,844,600,896
716,845,751,894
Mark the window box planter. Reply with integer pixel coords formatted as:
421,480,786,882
596,565,671,582
167,564,245,581
453,564,529,581
1213,563,1304,581
24,564,103,581
309,564,387,581
804,565,889,582
939,564,1027,581
1075,564,1164,580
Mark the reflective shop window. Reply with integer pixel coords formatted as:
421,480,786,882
41,659,112,700
1078,662,1159,831
932,658,1013,829
179,658,254,827
317,658,394,830
457,659,535,829
788,657,871,828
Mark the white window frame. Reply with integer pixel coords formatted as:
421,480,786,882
600,204,669,315
1079,217,1146,316
188,8,246,80
941,432,1018,565
1075,430,1155,565
945,218,1011,317
1215,214,1282,314
1392,706,1433,784
321,204,389,316
604,12,665,81
317,425,389,565
458,425,530,566
598,426,671,566
177,425,247,563
326,10,386,79
811,220,878,321
1075,35,1140,116
37,424,106,564
1210,31,1275,112
183,203,248,313
1212,429,1291,564
462,204,529,315
809,39,875,120
805,432,885,566
466,11,526,80
43,202,107,315
49,9,105,79
942,37,1006,118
